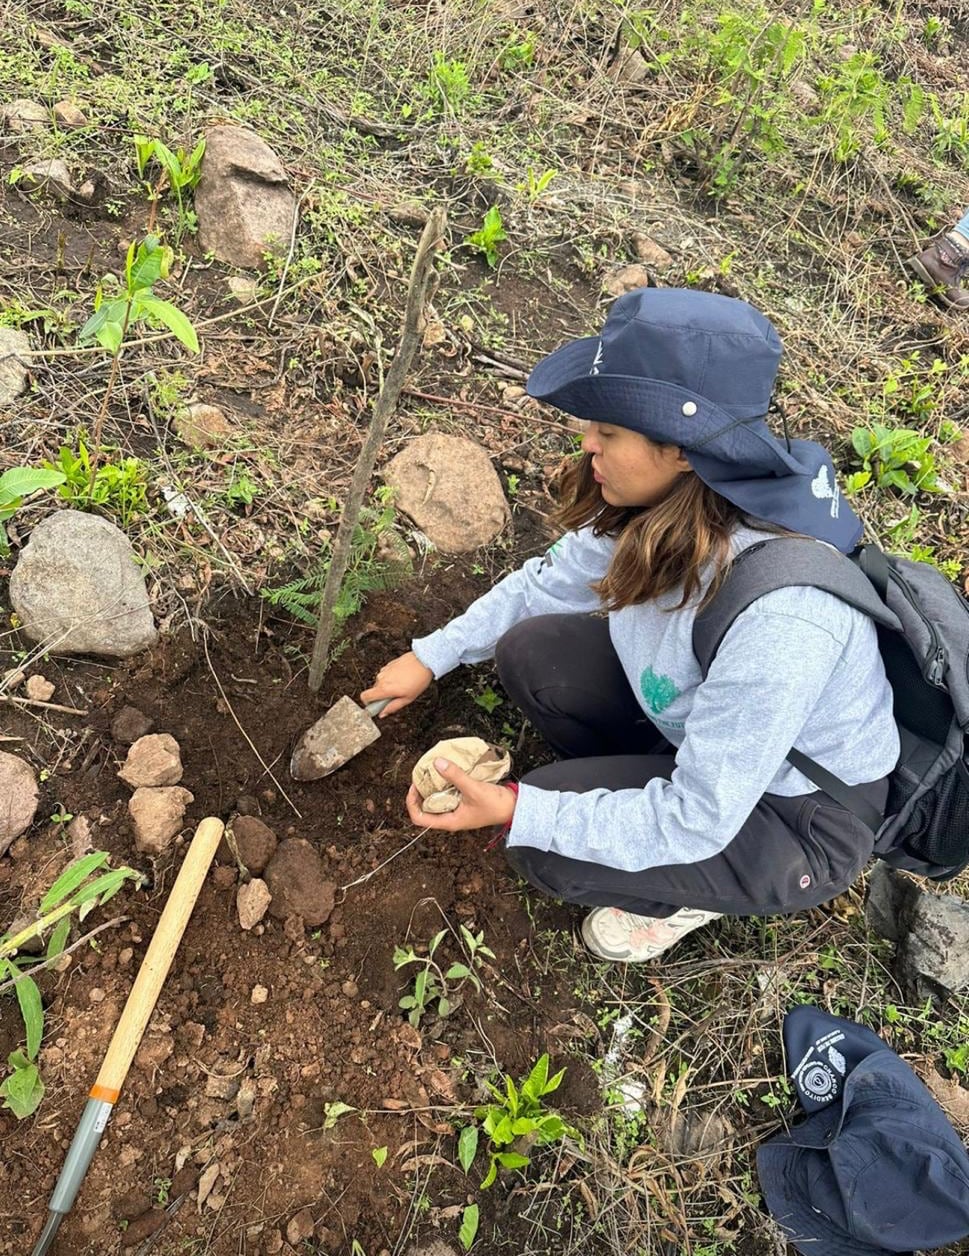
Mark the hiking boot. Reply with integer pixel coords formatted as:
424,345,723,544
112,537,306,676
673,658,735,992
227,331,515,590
903,233,969,310
581,905,722,962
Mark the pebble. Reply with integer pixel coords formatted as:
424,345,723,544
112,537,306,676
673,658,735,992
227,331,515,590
250,984,269,1004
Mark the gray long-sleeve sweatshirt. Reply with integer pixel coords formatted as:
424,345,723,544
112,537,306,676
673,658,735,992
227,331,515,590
412,526,900,872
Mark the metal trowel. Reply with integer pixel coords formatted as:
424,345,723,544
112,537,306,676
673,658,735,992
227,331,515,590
290,696,392,781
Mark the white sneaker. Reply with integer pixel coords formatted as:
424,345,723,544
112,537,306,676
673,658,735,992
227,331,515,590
581,906,723,962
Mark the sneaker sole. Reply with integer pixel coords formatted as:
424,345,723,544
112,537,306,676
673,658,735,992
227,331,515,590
580,913,667,962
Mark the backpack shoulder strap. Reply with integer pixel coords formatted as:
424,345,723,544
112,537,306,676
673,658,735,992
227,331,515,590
693,537,900,679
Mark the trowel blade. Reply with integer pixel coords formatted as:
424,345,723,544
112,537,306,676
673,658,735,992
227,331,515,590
290,695,381,781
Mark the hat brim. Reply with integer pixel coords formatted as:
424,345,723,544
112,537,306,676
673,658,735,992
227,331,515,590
757,1143,896,1256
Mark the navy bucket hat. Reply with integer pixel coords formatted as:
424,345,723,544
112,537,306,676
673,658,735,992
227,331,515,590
526,288,863,551
757,1006,969,1255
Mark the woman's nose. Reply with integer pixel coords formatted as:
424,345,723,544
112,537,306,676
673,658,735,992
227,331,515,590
582,430,599,454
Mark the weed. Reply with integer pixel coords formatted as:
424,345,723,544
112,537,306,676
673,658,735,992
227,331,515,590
0,467,67,555
223,468,260,510
499,31,537,72
460,1053,578,1188
49,808,74,826
465,206,507,268
154,1177,172,1205
464,142,495,175
516,167,557,203
393,925,494,1027
133,133,205,241
472,685,503,714
0,852,142,1118
849,423,944,496
262,493,410,629
426,52,472,114
46,440,150,527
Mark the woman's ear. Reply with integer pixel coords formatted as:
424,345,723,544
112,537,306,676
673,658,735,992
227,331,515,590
668,446,693,473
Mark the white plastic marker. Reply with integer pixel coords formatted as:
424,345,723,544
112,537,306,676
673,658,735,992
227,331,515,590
30,816,225,1256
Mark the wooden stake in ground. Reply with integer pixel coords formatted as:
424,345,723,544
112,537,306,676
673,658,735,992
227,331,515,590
307,206,447,693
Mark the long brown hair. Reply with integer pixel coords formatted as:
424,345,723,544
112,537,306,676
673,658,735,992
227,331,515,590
555,449,776,612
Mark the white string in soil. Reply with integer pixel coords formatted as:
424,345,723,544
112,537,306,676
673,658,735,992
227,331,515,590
337,827,430,897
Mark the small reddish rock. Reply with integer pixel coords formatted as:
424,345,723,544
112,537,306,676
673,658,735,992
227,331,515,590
129,786,194,854
217,814,277,873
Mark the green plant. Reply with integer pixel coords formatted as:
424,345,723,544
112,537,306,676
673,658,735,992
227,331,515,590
473,685,503,714
49,808,74,826
154,1177,172,1205
516,166,557,203
499,31,536,71
464,142,494,175
393,925,494,1027
223,468,260,509
426,52,472,114
78,236,199,448
262,495,410,629
0,467,67,556
133,133,206,240
930,94,969,167
465,206,507,267
459,1203,479,1251
0,852,142,1118
850,424,944,496
45,440,149,527
461,1053,578,1188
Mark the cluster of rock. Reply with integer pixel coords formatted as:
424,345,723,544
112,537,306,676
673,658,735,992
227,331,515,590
215,816,336,935
116,731,193,856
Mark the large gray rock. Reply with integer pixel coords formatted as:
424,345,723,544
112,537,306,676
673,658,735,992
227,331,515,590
0,752,39,855
9,512,158,658
383,433,509,553
1,99,48,134
19,159,73,199
867,864,969,1001
0,328,31,405
899,890,969,1001
195,126,296,269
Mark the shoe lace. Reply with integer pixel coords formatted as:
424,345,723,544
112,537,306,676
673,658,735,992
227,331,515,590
936,234,969,280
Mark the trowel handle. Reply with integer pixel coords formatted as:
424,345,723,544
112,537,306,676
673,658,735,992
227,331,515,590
364,698,393,717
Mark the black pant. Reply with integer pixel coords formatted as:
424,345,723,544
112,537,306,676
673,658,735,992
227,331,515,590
494,615,889,918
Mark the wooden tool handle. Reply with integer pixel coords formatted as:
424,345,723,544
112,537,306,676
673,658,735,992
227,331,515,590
91,817,224,1101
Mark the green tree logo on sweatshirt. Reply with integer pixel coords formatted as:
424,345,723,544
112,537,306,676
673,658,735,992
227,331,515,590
640,666,679,714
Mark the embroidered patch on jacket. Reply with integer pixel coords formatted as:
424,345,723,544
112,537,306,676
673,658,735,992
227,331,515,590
639,666,680,714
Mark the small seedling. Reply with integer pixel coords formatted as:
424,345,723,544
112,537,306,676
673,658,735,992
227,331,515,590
78,235,199,449
0,467,66,555
459,1203,479,1251
473,686,503,714
133,133,205,241
465,206,507,268
459,1053,578,1188
45,440,149,527
393,925,495,1027
0,852,142,1118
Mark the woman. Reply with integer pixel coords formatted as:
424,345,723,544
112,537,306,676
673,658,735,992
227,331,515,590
362,288,899,963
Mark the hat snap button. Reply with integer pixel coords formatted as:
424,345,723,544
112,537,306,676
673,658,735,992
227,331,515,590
682,401,698,416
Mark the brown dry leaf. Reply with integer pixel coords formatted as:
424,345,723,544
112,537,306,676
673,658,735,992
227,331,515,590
395,1024,422,1052
923,1069,969,1125
423,1067,457,1102
381,1098,408,1110
196,1162,221,1213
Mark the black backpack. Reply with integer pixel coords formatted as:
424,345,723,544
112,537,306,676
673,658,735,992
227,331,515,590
693,537,969,881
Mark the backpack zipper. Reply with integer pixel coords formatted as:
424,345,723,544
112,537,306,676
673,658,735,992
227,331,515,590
889,568,947,687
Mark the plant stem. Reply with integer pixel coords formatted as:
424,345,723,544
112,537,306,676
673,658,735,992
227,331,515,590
307,206,447,692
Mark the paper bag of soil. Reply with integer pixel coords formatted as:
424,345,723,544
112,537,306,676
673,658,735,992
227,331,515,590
412,737,511,813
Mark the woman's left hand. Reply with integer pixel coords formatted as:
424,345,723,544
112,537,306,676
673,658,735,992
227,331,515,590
406,758,517,832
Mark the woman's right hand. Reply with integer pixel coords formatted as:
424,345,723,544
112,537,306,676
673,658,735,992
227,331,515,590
360,651,433,717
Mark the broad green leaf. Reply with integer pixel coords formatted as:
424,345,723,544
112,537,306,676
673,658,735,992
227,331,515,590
322,1101,355,1131
135,294,199,352
428,929,447,957
46,917,71,960
458,1125,478,1173
480,1157,498,1190
525,1054,549,1097
0,1054,44,1118
445,963,470,980
437,995,450,1018
495,1151,530,1170
13,971,43,1059
371,1145,388,1167
459,1203,479,1252
40,852,109,912
127,236,171,291
71,864,136,904
543,1066,566,1095
0,468,66,507
511,1117,537,1136
492,1114,514,1146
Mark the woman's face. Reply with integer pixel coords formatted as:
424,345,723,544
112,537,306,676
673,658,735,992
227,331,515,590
581,421,692,507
